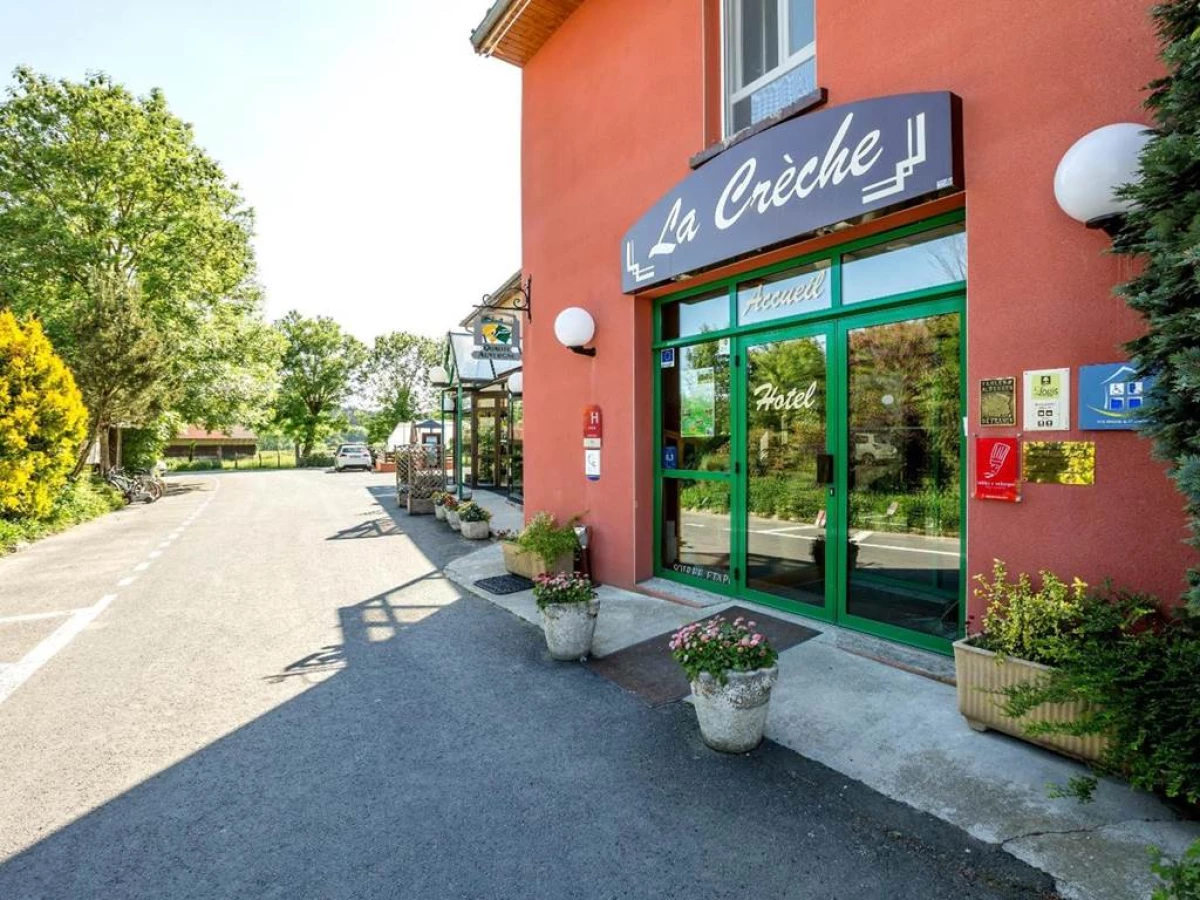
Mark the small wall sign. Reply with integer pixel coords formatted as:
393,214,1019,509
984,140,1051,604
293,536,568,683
1022,441,1095,485
979,377,1016,427
974,436,1020,502
660,348,676,369
1023,368,1070,432
583,405,603,441
662,446,678,470
584,448,601,481
1078,362,1153,430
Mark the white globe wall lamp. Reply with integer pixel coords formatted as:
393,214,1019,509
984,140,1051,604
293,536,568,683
507,371,523,395
554,307,597,357
428,365,451,387
1054,123,1152,238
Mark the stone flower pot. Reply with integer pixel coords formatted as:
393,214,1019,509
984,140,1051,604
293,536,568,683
954,639,1105,762
540,598,598,660
434,504,447,521
691,665,779,753
446,509,461,531
460,519,490,540
501,541,572,579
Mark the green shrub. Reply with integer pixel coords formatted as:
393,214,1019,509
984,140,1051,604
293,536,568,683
0,476,123,554
969,560,1088,666
996,583,1200,805
298,453,334,468
1151,839,1200,900
516,511,580,565
458,501,491,523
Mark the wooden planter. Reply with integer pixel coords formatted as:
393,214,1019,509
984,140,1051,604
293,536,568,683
501,541,572,579
954,639,1106,763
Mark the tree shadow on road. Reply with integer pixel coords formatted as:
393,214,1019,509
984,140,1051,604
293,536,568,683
0,491,1058,900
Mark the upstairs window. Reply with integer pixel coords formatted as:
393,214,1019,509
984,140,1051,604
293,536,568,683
725,0,816,135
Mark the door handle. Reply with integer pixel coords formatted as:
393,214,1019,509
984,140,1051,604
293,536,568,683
816,453,834,485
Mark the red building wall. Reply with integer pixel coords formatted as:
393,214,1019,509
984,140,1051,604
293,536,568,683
519,0,1196,614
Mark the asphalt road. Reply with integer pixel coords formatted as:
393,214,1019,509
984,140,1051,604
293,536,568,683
0,470,1055,899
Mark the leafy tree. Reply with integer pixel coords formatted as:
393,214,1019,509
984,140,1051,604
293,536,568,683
362,332,443,441
272,312,367,458
0,68,280,455
67,271,173,471
0,311,87,518
1113,1,1200,612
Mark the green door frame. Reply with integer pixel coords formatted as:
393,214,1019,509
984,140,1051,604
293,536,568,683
651,211,967,655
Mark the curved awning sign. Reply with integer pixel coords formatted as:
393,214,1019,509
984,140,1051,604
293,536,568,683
621,92,961,294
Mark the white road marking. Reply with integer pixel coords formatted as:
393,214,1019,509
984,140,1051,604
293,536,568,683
148,551,162,559
0,609,84,625
857,540,961,558
0,595,116,705
158,541,172,549
117,576,136,587
133,562,150,572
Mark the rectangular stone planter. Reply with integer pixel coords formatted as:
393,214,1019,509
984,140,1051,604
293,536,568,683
953,639,1106,763
407,496,434,515
501,541,572,579
460,519,490,540
446,509,461,530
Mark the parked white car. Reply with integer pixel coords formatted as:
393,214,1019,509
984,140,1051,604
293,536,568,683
852,432,899,464
334,443,373,472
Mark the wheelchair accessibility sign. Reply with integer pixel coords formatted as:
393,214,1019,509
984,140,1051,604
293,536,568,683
1078,363,1153,430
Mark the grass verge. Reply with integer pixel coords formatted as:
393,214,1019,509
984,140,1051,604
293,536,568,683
0,477,125,555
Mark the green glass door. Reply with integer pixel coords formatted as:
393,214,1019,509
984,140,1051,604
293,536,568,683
740,326,835,618
837,306,964,646
733,303,963,650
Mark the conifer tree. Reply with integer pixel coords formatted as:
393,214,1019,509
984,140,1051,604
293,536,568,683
1115,1,1200,612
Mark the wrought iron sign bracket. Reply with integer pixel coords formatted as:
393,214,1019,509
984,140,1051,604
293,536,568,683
477,275,532,322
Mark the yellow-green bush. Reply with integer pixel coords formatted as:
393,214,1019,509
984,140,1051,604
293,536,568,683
0,311,88,518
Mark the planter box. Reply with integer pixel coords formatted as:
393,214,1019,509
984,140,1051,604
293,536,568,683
460,519,490,540
434,505,447,521
954,639,1106,763
501,541,572,579
407,496,434,515
446,509,461,530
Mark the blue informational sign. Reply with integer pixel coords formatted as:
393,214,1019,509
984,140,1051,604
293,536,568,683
621,92,962,293
662,446,678,470
660,347,676,369
1078,362,1153,430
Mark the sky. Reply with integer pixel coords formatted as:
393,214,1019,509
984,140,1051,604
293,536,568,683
0,0,522,342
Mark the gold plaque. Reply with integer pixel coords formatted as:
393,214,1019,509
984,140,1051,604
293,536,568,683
980,377,1017,427
1022,441,1095,485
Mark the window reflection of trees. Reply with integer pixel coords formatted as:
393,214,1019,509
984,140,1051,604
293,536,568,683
746,337,827,524
847,315,960,538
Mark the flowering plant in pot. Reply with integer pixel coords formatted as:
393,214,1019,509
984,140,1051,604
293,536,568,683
669,615,779,753
533,571,598,660
443,495,461,530
457,501,492,540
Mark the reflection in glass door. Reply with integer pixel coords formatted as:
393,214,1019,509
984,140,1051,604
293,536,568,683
843,312,962,640
743,331,831,611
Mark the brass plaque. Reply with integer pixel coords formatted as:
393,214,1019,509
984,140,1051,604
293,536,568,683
980,377,1017,426
1022,441,1095,485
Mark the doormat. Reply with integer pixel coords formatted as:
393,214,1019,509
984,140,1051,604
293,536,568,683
474,574,535,595
585,606,820,708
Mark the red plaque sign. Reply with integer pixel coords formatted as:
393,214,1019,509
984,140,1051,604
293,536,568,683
583,405,603,440
975,436,1019,502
